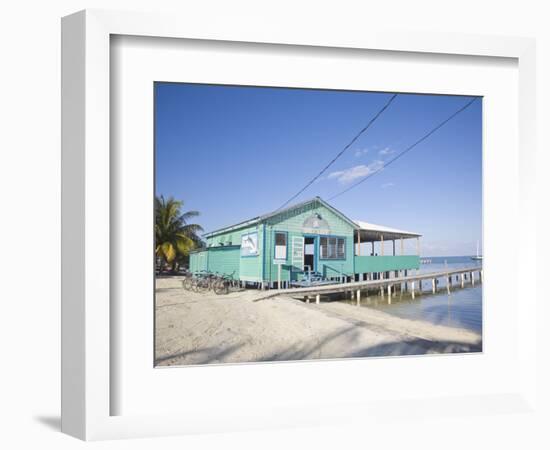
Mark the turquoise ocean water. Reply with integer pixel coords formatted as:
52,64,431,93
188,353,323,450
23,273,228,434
347,256,483,333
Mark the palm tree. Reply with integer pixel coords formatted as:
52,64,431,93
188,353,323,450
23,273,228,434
155,196,203,273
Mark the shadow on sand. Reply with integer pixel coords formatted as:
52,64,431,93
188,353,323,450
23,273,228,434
155,343,244,366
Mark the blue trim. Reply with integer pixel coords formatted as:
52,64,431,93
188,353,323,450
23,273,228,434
302,234,318,272
318,234,347,261
272,230,289,262
261,224,266,282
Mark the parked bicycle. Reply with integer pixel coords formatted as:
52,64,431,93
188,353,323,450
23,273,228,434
213,272,238,295
180,269,194,290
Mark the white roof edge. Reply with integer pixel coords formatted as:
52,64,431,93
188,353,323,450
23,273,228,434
353,220,422,237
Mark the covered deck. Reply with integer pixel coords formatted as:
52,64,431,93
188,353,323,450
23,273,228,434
353,220,422,278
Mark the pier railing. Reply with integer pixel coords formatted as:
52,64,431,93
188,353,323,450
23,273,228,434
354,255,420,273
257,266,482,303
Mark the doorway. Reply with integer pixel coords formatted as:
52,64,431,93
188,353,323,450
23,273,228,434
304,236,316,272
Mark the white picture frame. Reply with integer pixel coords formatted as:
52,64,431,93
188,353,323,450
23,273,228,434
61,9,538,441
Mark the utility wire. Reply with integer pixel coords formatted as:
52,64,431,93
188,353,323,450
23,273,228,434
328,96,479,201
276,93,398,211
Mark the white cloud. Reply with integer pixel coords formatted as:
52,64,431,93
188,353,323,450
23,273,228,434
381,182,394,188
378,147,395,156
328,160,385,184
354,148,369,157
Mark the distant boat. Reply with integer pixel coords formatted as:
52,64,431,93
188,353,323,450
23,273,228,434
471,240,483,261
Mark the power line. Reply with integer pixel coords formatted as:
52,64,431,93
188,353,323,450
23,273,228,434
328,96,479,201
275,93,398,211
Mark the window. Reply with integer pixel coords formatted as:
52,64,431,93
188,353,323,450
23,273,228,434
320,236,345,259
274,232,287,260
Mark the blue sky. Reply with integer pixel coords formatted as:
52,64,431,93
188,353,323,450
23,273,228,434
155,83,482,257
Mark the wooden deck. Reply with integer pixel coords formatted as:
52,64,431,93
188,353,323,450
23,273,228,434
257,267,483,303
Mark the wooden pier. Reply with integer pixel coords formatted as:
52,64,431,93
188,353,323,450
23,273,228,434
256,267,482,304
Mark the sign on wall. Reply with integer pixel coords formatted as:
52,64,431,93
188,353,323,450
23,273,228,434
241,232,258,256
291,236,305,269
302,213,331,234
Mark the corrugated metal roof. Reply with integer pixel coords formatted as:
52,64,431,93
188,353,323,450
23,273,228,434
354,220,421,238
202,197,421,239
203,197,358,237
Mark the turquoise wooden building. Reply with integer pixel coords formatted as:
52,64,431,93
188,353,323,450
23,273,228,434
189,197,421,288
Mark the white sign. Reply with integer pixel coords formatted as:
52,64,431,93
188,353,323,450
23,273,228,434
240,232,258,256
291,236,304,269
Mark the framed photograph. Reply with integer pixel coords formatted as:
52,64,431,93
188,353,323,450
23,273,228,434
62,9,537,441
154,83,483,368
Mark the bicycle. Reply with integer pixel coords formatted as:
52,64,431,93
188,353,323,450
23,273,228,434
193,271,219,293
180,269,194,290
213,272,238,295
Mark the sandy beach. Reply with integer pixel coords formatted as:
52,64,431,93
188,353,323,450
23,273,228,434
155,277,482,366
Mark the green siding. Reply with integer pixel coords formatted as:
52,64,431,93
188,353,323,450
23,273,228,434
189,250,208,273
207,246,240,279
263,201,355,282
205,224,264,282
189,247,240,278
354,255,420,273
238,225,263,282
199,199,419,284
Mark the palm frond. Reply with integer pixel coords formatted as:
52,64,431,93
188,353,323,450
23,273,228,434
155,195,203,266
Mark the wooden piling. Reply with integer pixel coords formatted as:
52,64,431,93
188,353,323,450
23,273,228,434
461,273,464,288
411,281,415,299
432,278,436,294
316,294,320,305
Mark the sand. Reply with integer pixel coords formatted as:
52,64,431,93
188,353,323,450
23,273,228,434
155,277,482,366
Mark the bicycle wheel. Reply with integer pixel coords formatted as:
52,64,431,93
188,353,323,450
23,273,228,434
213,279,229,295
191,278,201,292
182,277,193,290
196,278,209,293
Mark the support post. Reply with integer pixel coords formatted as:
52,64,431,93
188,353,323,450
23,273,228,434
381,234,384,256
432,278,436,294
357,290,361,305
411,281,415,299
446,276,450,295
278,264,281,290
480,270,483,282
461,273,464,288
316,294,320,305
392,240,395,256
357,231,361,256
471,272,475,286
401,237,404,255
